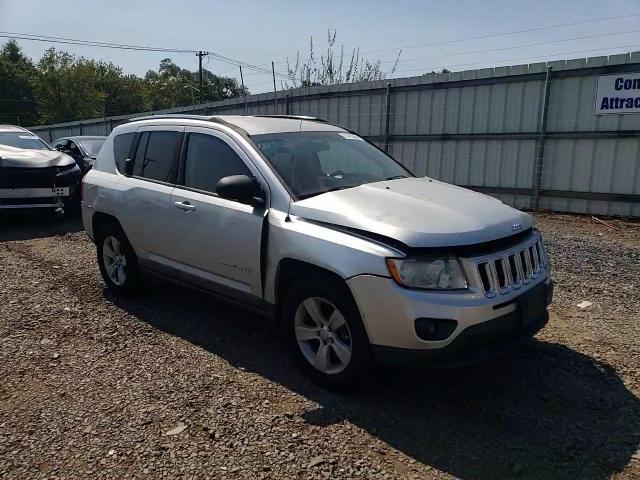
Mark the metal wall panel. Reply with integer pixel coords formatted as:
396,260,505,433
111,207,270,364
26,52,640,217
390,139,535,188
540,137,640,216
548,75,640,133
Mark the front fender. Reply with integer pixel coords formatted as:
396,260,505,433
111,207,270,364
263,210,401,304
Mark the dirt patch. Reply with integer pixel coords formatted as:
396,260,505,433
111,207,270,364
0,213,639,479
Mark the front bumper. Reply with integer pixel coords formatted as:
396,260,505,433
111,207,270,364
372,309,548,368
0,187,70,210
346,273,553,366
0,164,81,210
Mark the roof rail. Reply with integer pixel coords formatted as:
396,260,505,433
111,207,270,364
128,114,219,123
128,113,328,125
0,124,30,131
252,115,326,122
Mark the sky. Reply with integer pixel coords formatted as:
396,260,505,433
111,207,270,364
1,0,639,93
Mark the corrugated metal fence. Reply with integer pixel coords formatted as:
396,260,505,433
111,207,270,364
30,52,640,217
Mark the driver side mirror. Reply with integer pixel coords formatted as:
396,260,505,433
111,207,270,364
54,144,64,151
216,175,265,208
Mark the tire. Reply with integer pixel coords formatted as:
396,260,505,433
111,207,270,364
62,196,80,217
95,222,141,295
282,274,372,389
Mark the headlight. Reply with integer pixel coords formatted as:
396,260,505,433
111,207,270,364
56,163,80,174
386,256,467,290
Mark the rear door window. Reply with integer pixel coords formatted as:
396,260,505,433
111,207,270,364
132,131,181,183
113,132,136,173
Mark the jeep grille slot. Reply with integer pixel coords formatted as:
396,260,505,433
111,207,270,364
474,235,548,297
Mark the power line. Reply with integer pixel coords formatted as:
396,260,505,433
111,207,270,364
0,32,196,53
393,43,640,75
379,29,640,64
205,52,289,79
0,31,290,79
258,13,640,71
362,12,640,55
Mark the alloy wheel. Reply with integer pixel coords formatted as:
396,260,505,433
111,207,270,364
294,297,353,374
102,235,127,286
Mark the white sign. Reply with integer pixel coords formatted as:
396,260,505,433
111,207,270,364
595,73,640,115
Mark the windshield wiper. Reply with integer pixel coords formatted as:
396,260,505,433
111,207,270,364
384,175,407,180
297,184,358,200
326,184,358,193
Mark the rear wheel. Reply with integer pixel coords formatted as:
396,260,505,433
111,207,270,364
96,223,140,295
283,275,372,389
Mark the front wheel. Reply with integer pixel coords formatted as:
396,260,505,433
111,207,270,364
96,223,141,295
283,275,372,389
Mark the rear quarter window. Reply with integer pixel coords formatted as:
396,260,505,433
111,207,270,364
113,132,135,173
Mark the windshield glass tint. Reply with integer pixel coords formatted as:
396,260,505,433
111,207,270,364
252,131,410,198
0,132,50,150
77,138,106,156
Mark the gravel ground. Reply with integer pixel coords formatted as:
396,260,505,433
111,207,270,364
0,212,639,480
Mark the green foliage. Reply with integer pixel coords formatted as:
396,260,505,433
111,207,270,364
0,41,248,126
284,29,401,89
143,58,247,111
0,40,38,126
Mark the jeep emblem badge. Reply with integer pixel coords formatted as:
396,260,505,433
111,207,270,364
511,223,522,232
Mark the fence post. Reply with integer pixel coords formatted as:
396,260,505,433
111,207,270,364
384,82,392,152
285,94,290,115
109,118,114,134
78,122,84,135
47,127,53,142
532,66,553,210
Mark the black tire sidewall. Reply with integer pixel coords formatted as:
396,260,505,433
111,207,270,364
283,275,372,389
95,224,140,295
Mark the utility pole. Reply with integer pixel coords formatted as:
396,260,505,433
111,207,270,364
272,61,278,115
239,66,248,115
196,51,209,105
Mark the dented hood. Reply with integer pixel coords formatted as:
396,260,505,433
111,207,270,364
0,144,75,168
290,177,533,248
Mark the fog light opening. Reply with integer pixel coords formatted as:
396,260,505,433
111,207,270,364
415,318,458,341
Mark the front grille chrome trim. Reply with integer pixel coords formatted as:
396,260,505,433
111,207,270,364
470,232,549,297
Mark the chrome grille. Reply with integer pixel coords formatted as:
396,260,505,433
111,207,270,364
475,235,548,297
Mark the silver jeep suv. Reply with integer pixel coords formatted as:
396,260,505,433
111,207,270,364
81,114,553,387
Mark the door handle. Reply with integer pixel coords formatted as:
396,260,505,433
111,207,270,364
174,201,196,212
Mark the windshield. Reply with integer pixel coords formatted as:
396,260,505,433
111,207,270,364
0,132,50,150
77,138,106,156
252,131,411,199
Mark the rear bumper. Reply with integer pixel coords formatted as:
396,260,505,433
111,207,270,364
371,309,549,368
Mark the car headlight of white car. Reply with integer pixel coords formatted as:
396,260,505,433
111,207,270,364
386,256,468,290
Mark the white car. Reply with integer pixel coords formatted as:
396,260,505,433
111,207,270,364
0,125,81,212
81,114,553,388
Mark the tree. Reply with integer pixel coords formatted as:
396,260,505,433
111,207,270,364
144,58,193,110
94,63,147,117
144,58,247,110
284,29,401,88
0,40,38,126
34,48,101,124
0,40,250,126
201,69,248,102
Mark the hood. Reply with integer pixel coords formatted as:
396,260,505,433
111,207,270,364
0,144,76,168
290,177,533,248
